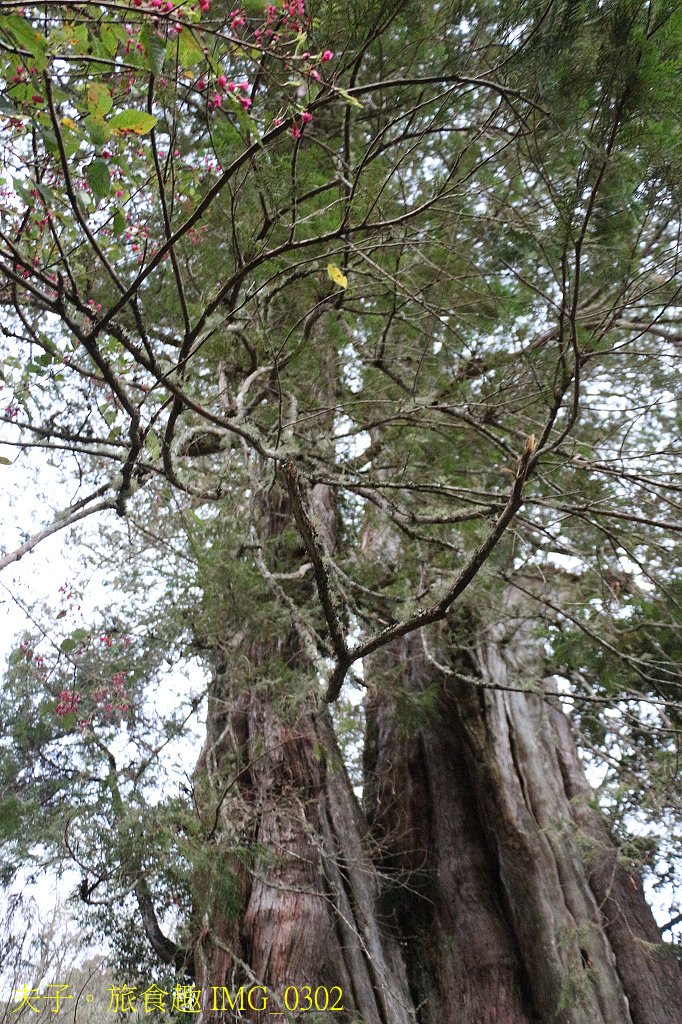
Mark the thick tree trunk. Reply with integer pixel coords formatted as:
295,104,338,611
192,653,414,1023
190,438,679,1022
364,633,538,1024
191,477,414,1023
191,603,680,1023
363,607,682,1024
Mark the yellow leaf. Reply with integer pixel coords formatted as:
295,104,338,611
327,263,347,289
61,116,80,132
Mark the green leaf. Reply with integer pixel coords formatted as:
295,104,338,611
85,158,111,201
60,712,77,731
141,25,167,75
108,110,157,136
71,628,89,642
0,797,23,841
0,456,12,466
145,429,161,461
1,15,47,71
36,182,56,204
70,24,89,54
100,24,119,57
87,82,113,117
99,404,118,426
60,637,78,653
41,126,78,160
7,649,24,666
85,115,111,145
112,208,126,236
336,88,363,109
178,30,204,69
227,93,263,148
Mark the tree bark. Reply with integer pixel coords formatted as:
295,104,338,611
191,475,414,1022
189,581,681,1023
550,705,682,1024
192,651,414,1023
363,603,682,1024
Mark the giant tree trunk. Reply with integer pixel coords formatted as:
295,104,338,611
363,606,682,1024
192,654,413,1024
190,477,414,1023
189,414,679,1023
191,604,680,1023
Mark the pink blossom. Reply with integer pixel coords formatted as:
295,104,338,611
55,689,80,718
300,111,313,124
199,0,210,10
239,96,252,109
217,74,228,89
309,68,321,82
321,50,334,61
292,125,301,139
212,92,222,107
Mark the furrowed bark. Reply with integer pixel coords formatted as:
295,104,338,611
364,632,536,1024
363,595,681,1024
550,704,682,1024
192,650,414,1024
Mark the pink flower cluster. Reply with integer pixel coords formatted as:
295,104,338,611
291,110,313,138
55,689,80,717
282,0,306,31
92,671,131,716
259,0,309,43
207,77,252,110
229,8,246,31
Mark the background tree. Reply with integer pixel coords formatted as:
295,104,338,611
0,895,114,1024
0,2,681,1022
